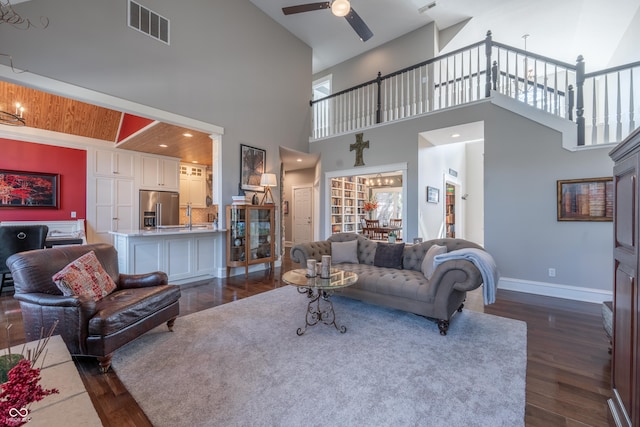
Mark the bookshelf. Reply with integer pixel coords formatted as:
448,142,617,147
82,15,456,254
445,184,455,238
330,177,368,235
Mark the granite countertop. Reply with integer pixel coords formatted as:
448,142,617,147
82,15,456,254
109,226,226,237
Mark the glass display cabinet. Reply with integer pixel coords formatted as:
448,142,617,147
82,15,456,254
226,205,275,277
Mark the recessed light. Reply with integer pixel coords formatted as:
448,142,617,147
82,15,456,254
191,160,198,164
296,158,302,162
451,133,460,138
183,133,193,137
159,144,168,148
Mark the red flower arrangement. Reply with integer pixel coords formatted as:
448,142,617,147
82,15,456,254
0,322,59,426
363,197,378,212
0,359,59,426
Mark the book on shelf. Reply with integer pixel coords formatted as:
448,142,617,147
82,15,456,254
232,195,254,205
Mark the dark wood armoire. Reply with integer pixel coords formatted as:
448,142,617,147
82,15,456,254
609,126,640,426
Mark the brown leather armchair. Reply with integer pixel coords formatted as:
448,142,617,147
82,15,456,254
6,243,181,372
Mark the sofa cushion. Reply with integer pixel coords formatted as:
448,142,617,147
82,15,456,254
331,240,359,264
52,251,117,302
374,243,405,269
421,244,447,279
337,263,439,303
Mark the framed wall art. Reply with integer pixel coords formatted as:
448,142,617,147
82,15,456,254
557,177,613,221
240,144,266,192
0,169,59,208
426,186,440,204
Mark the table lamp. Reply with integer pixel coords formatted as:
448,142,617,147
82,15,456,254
260,173,277,205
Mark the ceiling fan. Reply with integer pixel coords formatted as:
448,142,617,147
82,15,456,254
282,1,373,42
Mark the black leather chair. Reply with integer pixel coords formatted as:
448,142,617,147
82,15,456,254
0,225,49,294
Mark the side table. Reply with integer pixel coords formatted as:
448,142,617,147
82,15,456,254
282,268,358,335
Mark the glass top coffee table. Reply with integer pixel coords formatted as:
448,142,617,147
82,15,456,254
282,268,358,335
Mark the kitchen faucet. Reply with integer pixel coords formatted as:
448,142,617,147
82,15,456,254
186,203,192,230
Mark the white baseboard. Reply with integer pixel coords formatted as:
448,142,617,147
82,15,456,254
499,277,612,304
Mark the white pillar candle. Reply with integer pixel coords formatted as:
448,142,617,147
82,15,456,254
307,259,317,277
321,255,331,278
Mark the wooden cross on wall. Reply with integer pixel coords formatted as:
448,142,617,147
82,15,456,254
350,133,369,167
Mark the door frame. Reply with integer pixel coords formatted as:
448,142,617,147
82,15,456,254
324,162,407,239
443,178,463,239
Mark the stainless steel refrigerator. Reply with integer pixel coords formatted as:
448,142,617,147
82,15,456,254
139,190,180,229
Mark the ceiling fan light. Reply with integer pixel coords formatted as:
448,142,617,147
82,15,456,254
331,0,350,17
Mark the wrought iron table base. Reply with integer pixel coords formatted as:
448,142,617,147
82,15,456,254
296,287,347,335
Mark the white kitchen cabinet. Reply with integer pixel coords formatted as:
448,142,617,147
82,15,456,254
165,237,194,281
179,164,207,208
94,149,135,178
140,155,180,191
94,177,135,244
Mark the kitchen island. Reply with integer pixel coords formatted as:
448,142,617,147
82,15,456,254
109,226,226,284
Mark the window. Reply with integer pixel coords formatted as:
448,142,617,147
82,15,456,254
312,75,332,138
372,188,403,223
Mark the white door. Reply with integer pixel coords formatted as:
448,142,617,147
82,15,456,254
94,177,135,244
293,186,313,244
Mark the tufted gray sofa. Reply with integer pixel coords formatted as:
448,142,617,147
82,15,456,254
290,233,485,335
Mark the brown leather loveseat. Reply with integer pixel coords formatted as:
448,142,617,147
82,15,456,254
6,243,181,372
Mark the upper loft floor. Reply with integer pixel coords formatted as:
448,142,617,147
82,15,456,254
310,31,640,149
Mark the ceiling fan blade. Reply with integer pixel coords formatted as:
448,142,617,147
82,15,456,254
282,2,330,15
344,8,373,42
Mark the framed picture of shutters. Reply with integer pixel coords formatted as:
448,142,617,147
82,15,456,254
557,177,613,221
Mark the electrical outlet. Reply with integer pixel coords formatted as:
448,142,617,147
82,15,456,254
548,268,556,277
71,211,77,218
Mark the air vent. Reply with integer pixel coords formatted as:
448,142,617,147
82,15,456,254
128,0,170,45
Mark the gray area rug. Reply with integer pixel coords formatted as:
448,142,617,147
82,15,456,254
111,286,527,427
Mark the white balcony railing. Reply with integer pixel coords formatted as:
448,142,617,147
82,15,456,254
311,31,640,147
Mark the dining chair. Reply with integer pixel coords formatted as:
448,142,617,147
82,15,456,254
389,219,402,240
364,219,381,240
0,225,49,294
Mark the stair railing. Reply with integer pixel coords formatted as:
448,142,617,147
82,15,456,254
310,31,639,147
581,60,640,145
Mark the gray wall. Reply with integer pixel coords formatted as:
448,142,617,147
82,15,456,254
0,0,312,208
483,105,613,291
312,22,438,92
311,100,613,293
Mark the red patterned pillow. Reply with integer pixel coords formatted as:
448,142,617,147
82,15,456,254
52,251,117,301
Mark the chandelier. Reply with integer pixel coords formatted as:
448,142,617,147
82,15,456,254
0,102,25,126
1,0,49,29
367,173,402,188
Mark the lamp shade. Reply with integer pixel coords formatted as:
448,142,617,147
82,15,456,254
260,173,277,187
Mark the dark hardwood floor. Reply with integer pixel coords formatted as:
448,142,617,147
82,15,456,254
0,253,614,426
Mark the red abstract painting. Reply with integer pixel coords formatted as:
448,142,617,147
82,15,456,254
0,170,58,208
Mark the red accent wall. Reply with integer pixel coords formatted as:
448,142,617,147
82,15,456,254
0,138,86,221
118,113,154,142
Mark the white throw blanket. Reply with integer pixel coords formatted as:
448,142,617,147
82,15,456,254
433,248,499,304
